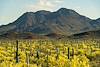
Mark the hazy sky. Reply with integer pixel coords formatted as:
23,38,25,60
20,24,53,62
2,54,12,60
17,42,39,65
0,0,100,25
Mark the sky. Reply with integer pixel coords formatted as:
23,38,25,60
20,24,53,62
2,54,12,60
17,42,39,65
0,0,100,25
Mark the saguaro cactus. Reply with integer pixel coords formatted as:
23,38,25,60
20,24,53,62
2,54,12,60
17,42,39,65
16,40,19,63
72,48,74,58
26,52,30,67
46,51,49,67
56,48,59,60
68,47,70,59
36,49,40,66
36,49,40,59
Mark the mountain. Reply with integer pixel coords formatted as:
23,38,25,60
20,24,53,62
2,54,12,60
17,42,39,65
0,8,100,39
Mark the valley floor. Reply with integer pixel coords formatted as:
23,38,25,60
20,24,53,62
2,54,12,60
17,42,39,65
0,39,100,67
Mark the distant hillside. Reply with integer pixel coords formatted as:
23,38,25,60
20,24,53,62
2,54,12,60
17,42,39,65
0,32,48,39
68,30,100,39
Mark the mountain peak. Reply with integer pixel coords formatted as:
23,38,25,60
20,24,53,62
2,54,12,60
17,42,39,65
58,8,75,12
57,8,79,17
35,10,51,15
58,8,68,11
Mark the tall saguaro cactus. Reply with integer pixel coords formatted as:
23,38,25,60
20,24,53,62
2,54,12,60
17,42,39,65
36,49,40,66
72,48,74,58
26,52,30,67
36,49,40,59
16,40,19,63
68,47,70,59
46,50,49,67
56,48,59,60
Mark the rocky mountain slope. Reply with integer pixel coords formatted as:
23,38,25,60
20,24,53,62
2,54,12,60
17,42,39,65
0,8,100,39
